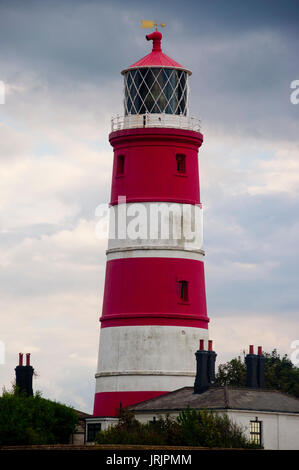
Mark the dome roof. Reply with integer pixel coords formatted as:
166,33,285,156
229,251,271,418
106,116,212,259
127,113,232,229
121,31,191,75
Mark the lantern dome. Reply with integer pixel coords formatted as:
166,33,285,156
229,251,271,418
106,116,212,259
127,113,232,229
122,31,191,73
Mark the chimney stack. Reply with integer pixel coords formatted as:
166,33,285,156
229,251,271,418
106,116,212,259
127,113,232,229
15,352,34,396
245,345,265,388
194,340,217,393
257,346,265,388
245,345,258,388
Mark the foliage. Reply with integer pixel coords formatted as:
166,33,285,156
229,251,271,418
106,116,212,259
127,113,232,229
216,349,299,398
216,357,246,387
0,387,78,446
95,406,260,448
263,350,299,397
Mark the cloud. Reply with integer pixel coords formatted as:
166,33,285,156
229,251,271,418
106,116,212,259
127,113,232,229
0,292,100,411
210,313,299,367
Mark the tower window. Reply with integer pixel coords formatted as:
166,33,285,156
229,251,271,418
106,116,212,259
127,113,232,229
116,155,125,175
176,154,186,173
250,419,262,446
178,280,189,302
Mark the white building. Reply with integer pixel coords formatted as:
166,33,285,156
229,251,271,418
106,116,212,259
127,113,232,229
85,345,299,449
129,386,299,450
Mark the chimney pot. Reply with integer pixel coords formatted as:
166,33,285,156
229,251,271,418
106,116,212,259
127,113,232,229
199,339,204,351
26,353,31,366
26,353,30,366
249,345,254,355
19,353,23,366
258,346,262,355
208,340,213,351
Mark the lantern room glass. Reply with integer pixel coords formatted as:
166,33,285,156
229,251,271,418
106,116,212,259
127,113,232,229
124,68,189,116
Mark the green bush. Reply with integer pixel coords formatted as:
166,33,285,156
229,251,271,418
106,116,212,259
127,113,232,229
0,388,78,445
95,407,261,448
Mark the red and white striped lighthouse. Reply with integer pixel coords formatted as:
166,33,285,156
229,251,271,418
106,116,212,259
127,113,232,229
93,30,209,417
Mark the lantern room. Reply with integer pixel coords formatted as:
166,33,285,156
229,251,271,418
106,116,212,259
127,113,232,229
121,31,191,117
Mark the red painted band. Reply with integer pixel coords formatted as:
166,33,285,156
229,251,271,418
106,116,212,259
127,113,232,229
100,257,209,328
109,127,203,206
93,391,168,417
109,127,203,144
100,313,209,329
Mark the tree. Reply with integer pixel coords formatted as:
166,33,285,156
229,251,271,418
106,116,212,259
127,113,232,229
216,357,246,387
216,349,299,398
0,387,78,445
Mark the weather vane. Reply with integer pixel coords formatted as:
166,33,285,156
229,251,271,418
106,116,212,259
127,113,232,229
141,20,166,31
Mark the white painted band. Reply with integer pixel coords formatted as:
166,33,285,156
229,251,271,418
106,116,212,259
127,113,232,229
106,248,205,262
95,375,197,393
95,371,195,377
108,202,203,253
95,325,208,394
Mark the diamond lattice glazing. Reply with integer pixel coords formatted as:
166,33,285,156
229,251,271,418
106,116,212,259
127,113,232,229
124,68,189,116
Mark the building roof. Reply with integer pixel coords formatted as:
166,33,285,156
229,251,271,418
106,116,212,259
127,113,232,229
122,31,191,75
74,409,93,419
129,387,299,415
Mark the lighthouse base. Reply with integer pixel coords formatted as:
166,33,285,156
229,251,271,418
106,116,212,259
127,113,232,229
93,325,208,417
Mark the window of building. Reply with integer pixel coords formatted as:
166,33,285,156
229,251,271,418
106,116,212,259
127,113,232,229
116,155,125,175
178,280,189,302
87,423,102,442
176,154,186,174
250,419,262,445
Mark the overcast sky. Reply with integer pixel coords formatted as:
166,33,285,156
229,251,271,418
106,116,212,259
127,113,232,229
0,0,298,413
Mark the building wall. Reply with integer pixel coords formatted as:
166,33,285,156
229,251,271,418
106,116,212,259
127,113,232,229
70,419,86,445
227,410,299,450
85,417,118,437
133,409,299,450
277,413,299,450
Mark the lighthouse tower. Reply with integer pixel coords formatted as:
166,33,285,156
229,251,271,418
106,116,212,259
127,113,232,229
93,30,209,417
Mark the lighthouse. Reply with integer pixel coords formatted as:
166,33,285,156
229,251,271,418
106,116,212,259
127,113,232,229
93,29,209,417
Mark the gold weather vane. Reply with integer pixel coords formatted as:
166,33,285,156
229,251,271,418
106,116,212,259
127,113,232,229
141,20,166,31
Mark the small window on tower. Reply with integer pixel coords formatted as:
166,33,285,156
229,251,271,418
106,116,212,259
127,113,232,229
176,154,186,174
178,280,189,302
117,155,125,175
